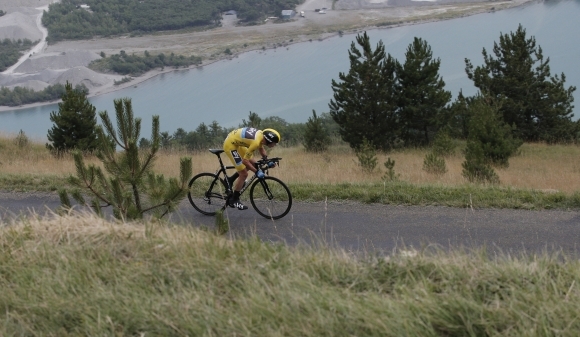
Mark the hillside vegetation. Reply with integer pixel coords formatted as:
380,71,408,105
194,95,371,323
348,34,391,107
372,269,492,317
42,0,303,42
1,133,580,210
0,38,35,72
1,214,579,335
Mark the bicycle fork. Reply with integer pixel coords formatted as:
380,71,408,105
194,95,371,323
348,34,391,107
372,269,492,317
253,178,275,200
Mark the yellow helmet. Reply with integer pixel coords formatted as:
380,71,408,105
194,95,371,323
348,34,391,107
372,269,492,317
262,128,281,144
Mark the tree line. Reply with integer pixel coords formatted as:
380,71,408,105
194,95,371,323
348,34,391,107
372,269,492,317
0,38,36,72
42,0,302,43
329,25,576,182
0,83,87,107
89,50,202,76
45,81,339,155
136,111,338,152
44,24,576,184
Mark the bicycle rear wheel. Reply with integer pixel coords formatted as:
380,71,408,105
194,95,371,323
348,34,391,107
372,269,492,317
249,177,292,220
188,172,227,216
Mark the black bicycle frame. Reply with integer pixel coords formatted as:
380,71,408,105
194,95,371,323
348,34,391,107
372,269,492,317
211,149,280,198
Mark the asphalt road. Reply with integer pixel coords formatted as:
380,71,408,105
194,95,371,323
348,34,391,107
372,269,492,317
2,192,580,255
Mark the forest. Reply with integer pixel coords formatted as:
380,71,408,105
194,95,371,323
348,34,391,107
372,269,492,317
0,38,36,72
136,111,333,151
41,0,303,42
89,51,202,76
0,84,87,107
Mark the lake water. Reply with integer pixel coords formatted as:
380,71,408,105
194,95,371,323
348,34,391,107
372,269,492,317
1,0,579,141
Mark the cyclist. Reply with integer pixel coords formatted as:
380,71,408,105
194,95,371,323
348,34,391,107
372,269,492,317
223,127,281,210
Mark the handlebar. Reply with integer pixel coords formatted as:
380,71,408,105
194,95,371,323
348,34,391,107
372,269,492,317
255,157,282,172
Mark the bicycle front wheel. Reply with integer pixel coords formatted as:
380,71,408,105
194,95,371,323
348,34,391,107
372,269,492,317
188,172,227,216
249,177,292,220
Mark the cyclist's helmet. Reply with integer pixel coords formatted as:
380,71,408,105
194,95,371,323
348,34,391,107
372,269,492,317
262,128,281,144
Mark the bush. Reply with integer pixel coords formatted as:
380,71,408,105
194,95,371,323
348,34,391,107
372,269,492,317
432,130,456,157
462,143,499,184
466,98,522,168
462,158,499,184
355,138,377,173
423,152,447,175
302,110,331,153
13,130,29,149
382,157,400,181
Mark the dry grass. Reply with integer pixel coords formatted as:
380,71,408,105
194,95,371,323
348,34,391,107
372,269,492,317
2,134,580,194
157,143,580,194
2,212,580,335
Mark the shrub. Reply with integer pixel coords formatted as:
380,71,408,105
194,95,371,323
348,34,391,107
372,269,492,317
462,142,499,184
423,152,447,175
302,110,331,153
382,157,400,181
466,98,522,168
431,130,456,157
355,138,377,173
13,130,29,149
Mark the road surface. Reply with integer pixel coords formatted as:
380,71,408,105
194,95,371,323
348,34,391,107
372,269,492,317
1,192,579,255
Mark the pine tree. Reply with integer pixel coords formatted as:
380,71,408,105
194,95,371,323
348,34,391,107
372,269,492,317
463,96,522,169
241,111,262,128
397,37,451,146
465,24,577,143
302,110,331,152
355,138,378,173
59,98,192,220
46,81,98,154
329,32,399,151
444,90,475,140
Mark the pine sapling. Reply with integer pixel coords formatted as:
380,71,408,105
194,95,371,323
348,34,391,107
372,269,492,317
382,157,400,181
423,152,447,175
355,138,377,173
59,98,192,220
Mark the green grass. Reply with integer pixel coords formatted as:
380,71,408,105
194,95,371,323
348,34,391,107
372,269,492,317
0,173,66,192
1,214,580,335
290,181,580,210
1,174,580,210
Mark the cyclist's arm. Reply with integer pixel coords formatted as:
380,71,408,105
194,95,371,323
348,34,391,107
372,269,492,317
242,158,258,173
258,146,268,160
242,140,264,172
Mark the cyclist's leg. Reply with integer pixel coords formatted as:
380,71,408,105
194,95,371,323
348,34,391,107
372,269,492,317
223,146,249,210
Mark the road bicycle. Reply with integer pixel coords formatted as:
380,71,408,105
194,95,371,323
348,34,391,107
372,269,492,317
187,149,292,220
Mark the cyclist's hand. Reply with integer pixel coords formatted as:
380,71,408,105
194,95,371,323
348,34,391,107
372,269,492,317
267,161,276,168
256,170,265,179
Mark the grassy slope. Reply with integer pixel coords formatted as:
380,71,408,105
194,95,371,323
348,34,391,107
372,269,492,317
1,214,579,335
2,135,580,210
0,138,580,209
2,139,580,335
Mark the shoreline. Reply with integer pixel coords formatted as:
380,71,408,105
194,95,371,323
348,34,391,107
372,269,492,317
0,0,536,113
